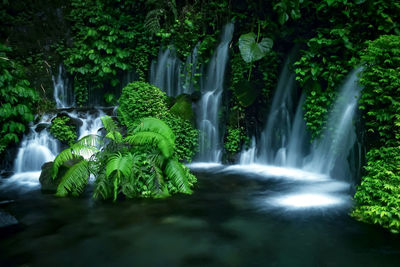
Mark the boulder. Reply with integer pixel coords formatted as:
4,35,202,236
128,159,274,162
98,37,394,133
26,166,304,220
39,157,83,193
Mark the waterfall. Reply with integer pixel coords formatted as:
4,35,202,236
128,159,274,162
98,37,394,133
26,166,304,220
14,115,59,173
150,42,200,97
196,23,234,163
239,62,362,181
304,68,363,179
254,54,309,167
53,65,73,108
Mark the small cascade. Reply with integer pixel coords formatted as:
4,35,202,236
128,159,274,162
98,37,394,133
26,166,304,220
239,137,256,165
196,23,234,163
14,115,59,173
150,42,200,97
69,110,106,139
256,55,308,166
304,68,363,178
53,65,73,108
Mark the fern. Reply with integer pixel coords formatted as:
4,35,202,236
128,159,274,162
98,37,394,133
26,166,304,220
101,116,123,143
144,9,164,34
93,172,113,200
131,117,175,144
52,134,100,179
165,159,192,194
125,131,175,158
56,160,90,197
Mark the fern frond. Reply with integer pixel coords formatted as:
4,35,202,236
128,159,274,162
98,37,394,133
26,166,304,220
56,160,90,197
132,117,175,144
165,159,192,194
76,134,102,147
144,9,164,34
101,116,123,143
52,144,98,179
125,131,174,158
93,172,113,200
106,152,134,179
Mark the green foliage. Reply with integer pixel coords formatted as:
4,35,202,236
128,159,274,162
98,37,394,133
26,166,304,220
169,95,194,122
118,82,198,162
52,115,197,200
50,116,77,146
62,0,158,105
358,35,400,147
239,32,273,64
224,128,243,156
352,147,400,233
293,0,400,137
351,35,400,233
118,82,168,126
0,44,39,154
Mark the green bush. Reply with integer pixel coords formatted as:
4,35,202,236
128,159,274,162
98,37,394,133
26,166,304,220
118,82,198,162
50,116,77,146
358,35,400,147
0,44,39,154
352,35,400,233
352,147,400,233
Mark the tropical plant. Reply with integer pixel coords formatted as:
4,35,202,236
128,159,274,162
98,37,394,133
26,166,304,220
238,22,273,80
0,44,39,155
118,82,198,162
51,116,196,200
351,35,400,233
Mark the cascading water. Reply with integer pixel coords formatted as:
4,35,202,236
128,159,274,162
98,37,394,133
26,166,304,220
196,23,234,163
13,115,59,173
3,65,108,189
150,42,200,97
304,68,363,179
233,60,363,209
53,65,73,108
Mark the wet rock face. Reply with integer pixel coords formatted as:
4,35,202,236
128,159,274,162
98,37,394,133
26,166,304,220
39,161,58,193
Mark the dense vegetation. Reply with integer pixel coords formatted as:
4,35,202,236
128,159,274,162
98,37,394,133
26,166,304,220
1,0,400,230
51,116,196,200
351,35,400,233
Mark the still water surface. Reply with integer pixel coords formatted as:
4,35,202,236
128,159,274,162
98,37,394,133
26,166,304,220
1,168,400,266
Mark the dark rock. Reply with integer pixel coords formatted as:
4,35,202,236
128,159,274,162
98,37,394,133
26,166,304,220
0,171,14,179
35,122,50,133
39,162,59,193
39,157,83,194
190,91,202,102
0,209,18,228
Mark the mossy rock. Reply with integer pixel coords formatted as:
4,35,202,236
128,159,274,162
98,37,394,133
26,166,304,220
39,157,83,194
169,94,194,122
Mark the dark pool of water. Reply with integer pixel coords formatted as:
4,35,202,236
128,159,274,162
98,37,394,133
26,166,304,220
1,170,400,267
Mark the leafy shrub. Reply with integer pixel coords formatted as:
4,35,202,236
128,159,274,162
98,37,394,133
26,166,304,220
352,147,400,233
352,35,400,233
118,82,198,162
358,35,400,147
118,82,168,126
50,116,77,146
0,44,39,154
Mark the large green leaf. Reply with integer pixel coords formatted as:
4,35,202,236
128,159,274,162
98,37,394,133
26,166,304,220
238,32,273,63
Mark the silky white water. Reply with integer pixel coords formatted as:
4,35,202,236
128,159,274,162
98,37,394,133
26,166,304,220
196,23,234,163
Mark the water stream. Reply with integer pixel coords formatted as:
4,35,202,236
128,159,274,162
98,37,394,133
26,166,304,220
196,23,234,163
